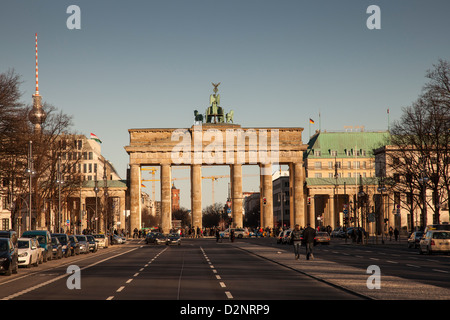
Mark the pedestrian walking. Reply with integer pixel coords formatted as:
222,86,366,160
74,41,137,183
303,223,316,260
394,228,399,241
290,224,302,260
215,228,221,243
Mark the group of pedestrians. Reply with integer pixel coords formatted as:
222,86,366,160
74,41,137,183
290,223,316,260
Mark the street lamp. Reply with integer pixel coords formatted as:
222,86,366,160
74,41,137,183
56,156,64,232
94,175,99,233
418,175,429,229
25,141,36,231
377,178,387,244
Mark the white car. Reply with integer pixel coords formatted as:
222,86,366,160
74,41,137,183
17,238,40,268
31,238,44,264
419,230,450,255
92,234,109,248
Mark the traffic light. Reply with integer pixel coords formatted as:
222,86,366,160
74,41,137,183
307,197,311,205
263,197,267,205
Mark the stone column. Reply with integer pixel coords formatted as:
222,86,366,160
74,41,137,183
231,164,243,228
129,164,141,233
309,195,316,228
160,164,172,233
191,164,202,232
289,163,295,228
293,162,305,227
119,192,126,234
330,194,336,229
261,163,273,228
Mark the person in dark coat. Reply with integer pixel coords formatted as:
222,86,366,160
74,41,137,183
302,223,316,260
290,224,303,260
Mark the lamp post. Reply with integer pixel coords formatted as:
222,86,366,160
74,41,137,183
25,141,36,231
56,156,64,232
94,175,99,233
419,174,429,229
377,178,386,244
277,192,286,229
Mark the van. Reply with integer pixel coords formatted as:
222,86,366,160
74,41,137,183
21,230,52,262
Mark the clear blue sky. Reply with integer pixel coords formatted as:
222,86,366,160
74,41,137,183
2,0,450,209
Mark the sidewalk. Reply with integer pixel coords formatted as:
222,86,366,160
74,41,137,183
232,241,450,300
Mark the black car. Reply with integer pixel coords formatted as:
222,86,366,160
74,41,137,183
52,233,72,257
145,232,167,245
68,235,80,255
51,237,63,259
0,238,18,276
166,233,181,245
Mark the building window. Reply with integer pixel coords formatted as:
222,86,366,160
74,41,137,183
314,150,321,157
314,173,322,178
314,162,322,169
331,150,337,157
89,152,93,160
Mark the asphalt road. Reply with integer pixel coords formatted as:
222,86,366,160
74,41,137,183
1,237,449,303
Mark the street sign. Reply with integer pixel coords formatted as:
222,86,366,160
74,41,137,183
227,208,232,214
343,209,348,215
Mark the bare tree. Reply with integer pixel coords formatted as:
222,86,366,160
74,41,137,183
388,60,450,228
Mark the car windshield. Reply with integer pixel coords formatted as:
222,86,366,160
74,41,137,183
57,236,67,244
76,236,86,241
93,235,104,239
18,240,30,249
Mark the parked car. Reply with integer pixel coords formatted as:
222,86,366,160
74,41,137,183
331,227,346,238
145,232,167,245
424,224,450,233
407,231,424,249
92,234,109,248
0,230,18,247
0,238,18,276
31,238,44,264
52,233,72,257
111,234,124,245
315,232,331,245
419,230,450,255
75,235,90,254
281,230,292,244
17,238,39,268
51,237,63,259
219,228,250,239
86,235,98,253
68,235,80,255
21,230,53,262
166,233,181,245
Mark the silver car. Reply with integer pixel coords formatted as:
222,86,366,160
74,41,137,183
75,235,90,254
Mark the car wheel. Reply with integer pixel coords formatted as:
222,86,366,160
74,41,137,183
5,262,12,276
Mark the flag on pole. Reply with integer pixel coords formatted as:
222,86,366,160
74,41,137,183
309,118,315,124
141,184,146,188
90,133,102,144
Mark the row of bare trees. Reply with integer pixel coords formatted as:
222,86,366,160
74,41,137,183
0,69,82,231
387,59,450,229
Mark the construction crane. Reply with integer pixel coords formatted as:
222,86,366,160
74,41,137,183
141,168,258,206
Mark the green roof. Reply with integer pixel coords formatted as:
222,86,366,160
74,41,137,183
304,131,390,160
306,177,379,186
82,180,127,189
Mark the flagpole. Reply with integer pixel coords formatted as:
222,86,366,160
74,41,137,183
387,108,390,132
319,111,321,132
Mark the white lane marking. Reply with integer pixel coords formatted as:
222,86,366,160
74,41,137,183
219,282,226,288
225,291,233,299
433,269,449,273
406,264,420,268
386,260,398,264
216,275,221,280
116,286,125,292
106,296,114,300
2,247,139,300
126,279,133,284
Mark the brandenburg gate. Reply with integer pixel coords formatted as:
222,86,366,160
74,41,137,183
124,84,308,233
